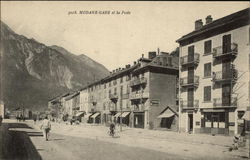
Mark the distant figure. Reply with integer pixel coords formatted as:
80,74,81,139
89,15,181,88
0,115,3,126
20,115,23,122
109,122,115,137
70,119,73,125
33,117,37,124
40,116,51,141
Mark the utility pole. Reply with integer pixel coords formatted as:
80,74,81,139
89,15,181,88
120,103,122,132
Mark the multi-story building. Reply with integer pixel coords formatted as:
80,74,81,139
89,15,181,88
63,92,80,118
177,8,250,135
77,51,179,130
51,50,179,130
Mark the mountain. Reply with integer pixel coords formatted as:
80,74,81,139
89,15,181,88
0,21,110,111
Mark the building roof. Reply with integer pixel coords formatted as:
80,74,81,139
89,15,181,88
64,92,80,101
176,8,250,44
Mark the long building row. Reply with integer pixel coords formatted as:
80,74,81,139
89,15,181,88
48,8,250,135
49,52,179,130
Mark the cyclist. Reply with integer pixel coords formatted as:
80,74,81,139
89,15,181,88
109,122,115,137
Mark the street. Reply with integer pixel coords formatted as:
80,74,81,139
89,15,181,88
0,119,249,160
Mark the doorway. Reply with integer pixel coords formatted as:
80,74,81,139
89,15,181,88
187,88,194,108
188,114,193,132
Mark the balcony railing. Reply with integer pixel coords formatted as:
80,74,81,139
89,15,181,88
180,76,199,87
213,43,238,59
130,92,149,100
109,94,118,101
180,100,199,109
122,93,130,99
180,53,200,67
213,97,237,108
212,69,237,83
130,77,147,87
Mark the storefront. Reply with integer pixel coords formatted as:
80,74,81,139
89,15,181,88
119,112,130,126
200,110,229,135
158,107,178,130
84,113,93,123
133,112,144,128
90,112,101,123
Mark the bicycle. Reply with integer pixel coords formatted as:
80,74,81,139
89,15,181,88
107,129,115,137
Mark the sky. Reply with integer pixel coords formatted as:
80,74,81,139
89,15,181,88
1,1,249,71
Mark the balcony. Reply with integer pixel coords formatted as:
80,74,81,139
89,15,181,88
213,97,237,108
130,92,149,100
180,53,200,67
180,76,199,88
109,94,118,102
213,43,238,59
180,100,199,110
130,77,147,87
212,69,237,84
122,93,130,99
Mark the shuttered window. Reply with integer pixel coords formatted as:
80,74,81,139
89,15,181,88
204,40,212,54
204,63,211,77
204,86,211,102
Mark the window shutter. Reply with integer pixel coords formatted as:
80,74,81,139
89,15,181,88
204,40,212,54
204,86,211,101
204,63,211,77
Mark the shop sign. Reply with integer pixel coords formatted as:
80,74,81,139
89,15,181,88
228,122,235,126
150,100,159,106
196,121,200,126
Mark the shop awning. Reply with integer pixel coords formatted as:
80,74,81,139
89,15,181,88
114,112,121,118
84,113,93,119
91,112,100,118
75,112,84,117
158,109,175,118
120,112,130,118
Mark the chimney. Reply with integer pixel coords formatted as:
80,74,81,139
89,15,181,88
142,54,144,58
134,61,136,65
116,69,118,72
119,67,121,71
205,15,213,24
127,64,131,68
195,19,203,30
148,52,157,59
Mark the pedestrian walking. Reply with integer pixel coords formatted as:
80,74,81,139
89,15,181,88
40,116,51,141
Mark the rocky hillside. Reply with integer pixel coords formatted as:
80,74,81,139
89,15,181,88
0,21,109,111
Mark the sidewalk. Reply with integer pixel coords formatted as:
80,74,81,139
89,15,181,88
29,120,249,159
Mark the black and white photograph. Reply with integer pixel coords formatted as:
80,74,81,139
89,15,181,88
0,1,249,160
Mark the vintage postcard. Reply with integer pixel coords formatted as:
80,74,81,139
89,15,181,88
0,1,249,160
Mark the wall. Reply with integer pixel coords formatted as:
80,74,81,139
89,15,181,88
148,72,177,129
